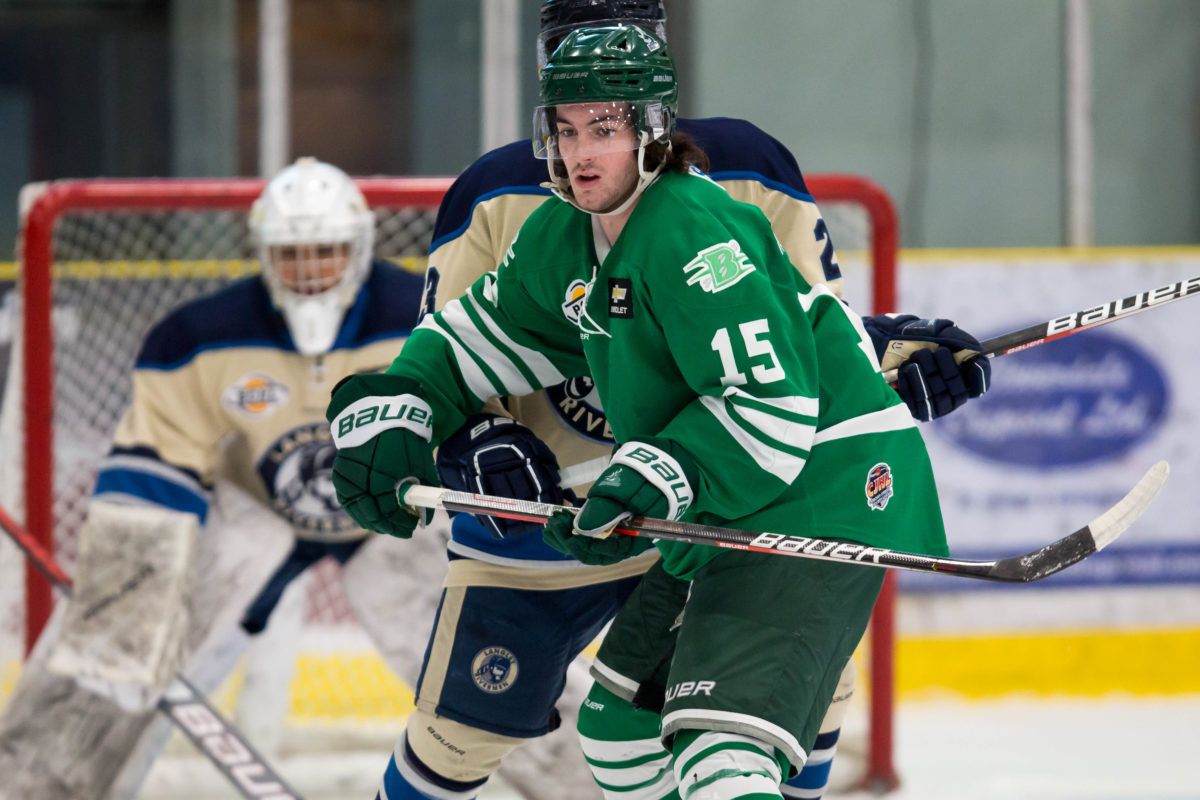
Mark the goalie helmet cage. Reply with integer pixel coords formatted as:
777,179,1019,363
5,174,899,790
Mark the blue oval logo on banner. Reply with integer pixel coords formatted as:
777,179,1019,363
933,331,1168,468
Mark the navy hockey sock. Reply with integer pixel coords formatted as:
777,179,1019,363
780,729,840,799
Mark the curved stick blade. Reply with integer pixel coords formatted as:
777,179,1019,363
1088,460,1169,551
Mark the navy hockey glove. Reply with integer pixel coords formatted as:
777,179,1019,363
437,413,573,538
863,314,991,422
327,373,438,539
542,438,697,566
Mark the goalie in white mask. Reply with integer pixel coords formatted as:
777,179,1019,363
253,157,377,355
0,158,445,799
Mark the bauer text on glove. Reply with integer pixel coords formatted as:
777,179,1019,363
542,438,697,565
327,373,438,538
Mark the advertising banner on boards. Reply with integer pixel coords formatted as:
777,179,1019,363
896,253,1200,592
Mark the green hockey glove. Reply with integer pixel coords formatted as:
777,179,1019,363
541,438,698,565
542,509,654,566
327,373,438,539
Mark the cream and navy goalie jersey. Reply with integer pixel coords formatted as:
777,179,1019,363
93,261,423,542
393,170,949,579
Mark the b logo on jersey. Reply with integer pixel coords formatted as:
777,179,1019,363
683,240,756,294
259,422,361,541
471,646,519,694
865,462,894,511
223,373,289,416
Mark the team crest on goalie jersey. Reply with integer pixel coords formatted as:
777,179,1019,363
259,422,360,541
683,239,756,294
865,463,894,511
223,372,289,416
471,646,519,693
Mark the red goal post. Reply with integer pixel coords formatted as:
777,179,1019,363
8,173,899,790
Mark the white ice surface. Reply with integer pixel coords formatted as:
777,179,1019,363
138,694,1200,799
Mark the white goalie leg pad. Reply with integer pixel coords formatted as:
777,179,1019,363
107,480,293,799
0,605,159,800
339,513,450,683
674,732,783,800
234,567,309,757
818,658,856,734
47,501,199,713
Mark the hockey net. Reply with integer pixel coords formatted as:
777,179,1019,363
0,175,899,795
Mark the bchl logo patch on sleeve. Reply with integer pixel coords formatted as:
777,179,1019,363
865,462,894,511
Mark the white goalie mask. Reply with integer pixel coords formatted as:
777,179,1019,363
249,157,375,356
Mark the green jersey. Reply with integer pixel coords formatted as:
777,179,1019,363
390,169,948,578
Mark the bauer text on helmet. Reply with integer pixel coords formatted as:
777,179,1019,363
249,157,376,356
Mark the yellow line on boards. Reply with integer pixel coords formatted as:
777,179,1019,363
902,245,1200,263
4,627,1198,722
894,627,1200,699
0,256,428,282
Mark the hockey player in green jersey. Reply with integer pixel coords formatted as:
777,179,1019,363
328,25,949,800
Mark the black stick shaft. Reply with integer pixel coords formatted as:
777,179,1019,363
882,274,1200,383
406,461,1167,584
979,274,1200,358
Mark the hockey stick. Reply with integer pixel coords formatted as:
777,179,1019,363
0,504,304,800
881,274,1200,383
402,460,1168,583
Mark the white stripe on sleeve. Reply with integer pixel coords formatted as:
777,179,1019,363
463,289,566,389
438,299,538,396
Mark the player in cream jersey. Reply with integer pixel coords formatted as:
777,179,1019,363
0,159,448,800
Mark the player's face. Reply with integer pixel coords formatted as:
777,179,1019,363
554,103,640,214
267,242,350,295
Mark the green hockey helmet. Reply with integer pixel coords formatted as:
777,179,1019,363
533,24,676,161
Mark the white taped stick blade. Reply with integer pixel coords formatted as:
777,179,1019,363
47,501,199,712
1088,460,1169,551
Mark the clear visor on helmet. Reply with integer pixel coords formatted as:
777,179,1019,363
536,19,667,68
533,101,670,160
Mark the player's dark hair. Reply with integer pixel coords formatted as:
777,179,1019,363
646,131,709,174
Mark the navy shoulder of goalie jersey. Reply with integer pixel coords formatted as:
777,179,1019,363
429,117,814,251
135,260,423,370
